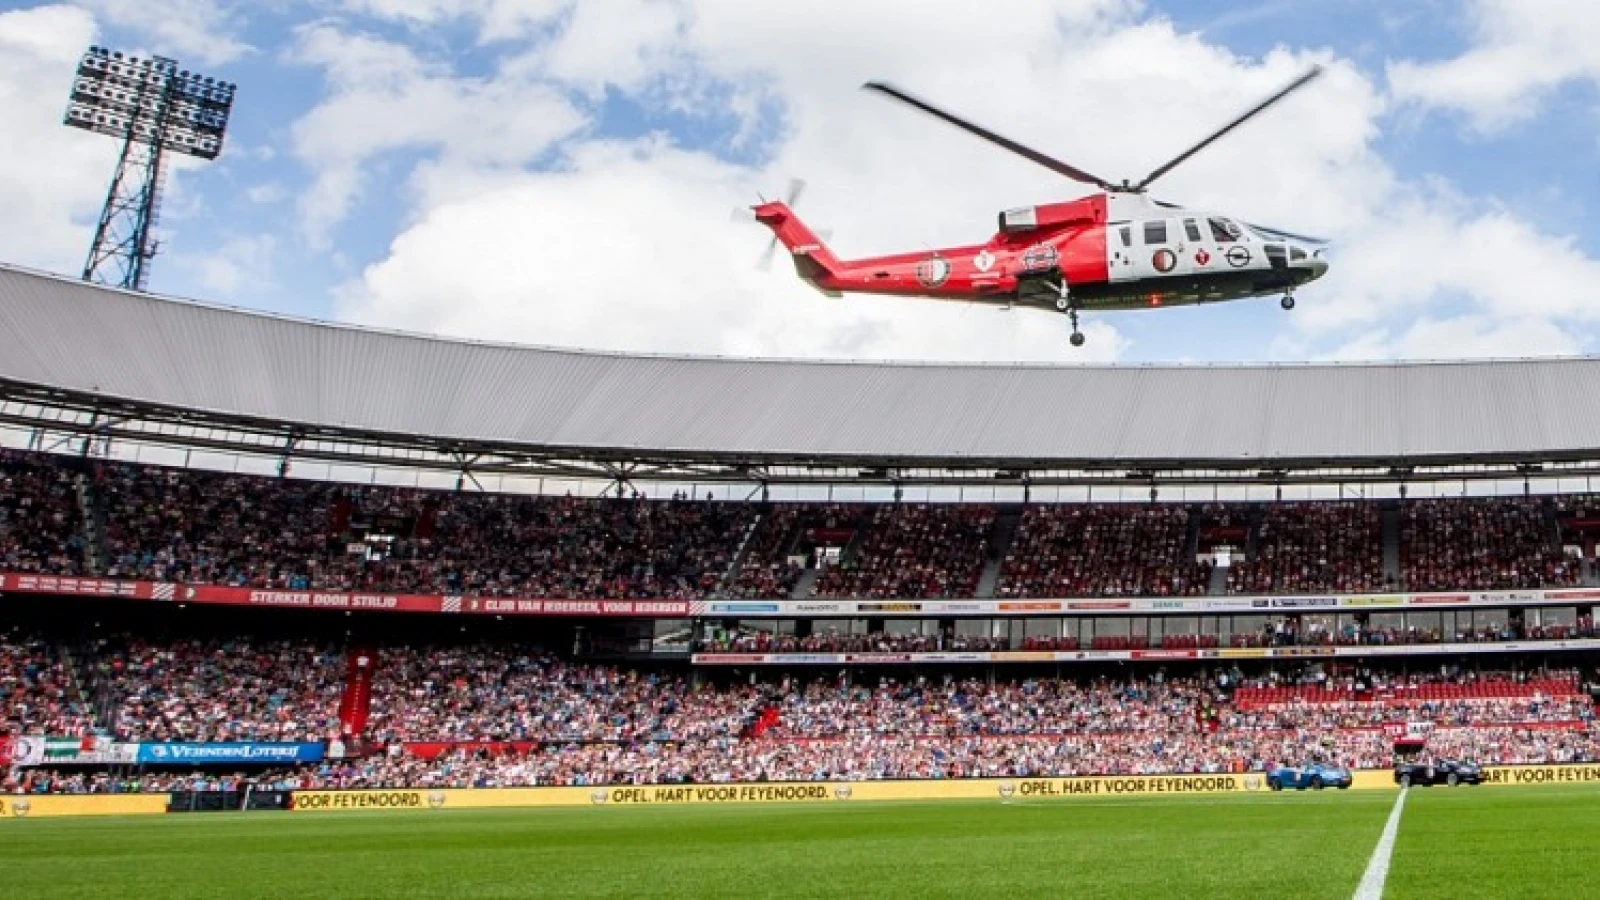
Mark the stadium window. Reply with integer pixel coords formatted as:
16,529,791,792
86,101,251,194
1474,609,1506,633
1023,617,1061,639
953,618,991,638
1143,220,1168,245
1162,616,1197,637
1408,610,1443,637
1536,606,1577,627
1230,614,1271,639
1094,616,1130,638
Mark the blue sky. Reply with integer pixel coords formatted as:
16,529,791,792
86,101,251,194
1,0,1597,364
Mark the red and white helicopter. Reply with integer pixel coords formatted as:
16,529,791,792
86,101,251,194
753,68,1330,346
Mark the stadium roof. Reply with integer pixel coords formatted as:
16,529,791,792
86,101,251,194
3,262,1600,486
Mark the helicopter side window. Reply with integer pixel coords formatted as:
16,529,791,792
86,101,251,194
1118,226,1131,247
1143,221,1168,245
1208,218,1242,243
1184,219,1203,242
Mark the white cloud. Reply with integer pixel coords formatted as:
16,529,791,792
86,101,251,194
1326,315,1583,361
315,0,1600,363
337,137,1130,361
175,233,276,295
0,5,111,276
1388,0,1600,130
335,0,568,42
1298,199,1600,334
532,0,685,96
245,183,285,204
73,0,251,66
286,23,590,242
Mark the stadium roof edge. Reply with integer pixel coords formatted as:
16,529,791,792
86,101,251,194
6,262,1600,486
2,261,1595,373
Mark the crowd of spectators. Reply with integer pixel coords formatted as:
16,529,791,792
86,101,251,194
93,462,754,599
19,722,1600,793
998,505,1210,599
1401,497,1580,592
1227,502,1386,595
723,505,807,599
17,452,1600,599
88,636,346,743
0,453,87,576
3,768,285,795
97,465,332,588
9,639,1600,793
813,504,996,599
1,630,94,737
362,647,759,744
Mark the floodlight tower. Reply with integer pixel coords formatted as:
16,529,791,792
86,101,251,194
63,47,236,291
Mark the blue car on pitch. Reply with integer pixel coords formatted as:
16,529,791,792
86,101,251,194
1265,761,1353,791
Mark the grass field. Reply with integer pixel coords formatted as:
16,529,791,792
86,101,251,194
4,786,1598,898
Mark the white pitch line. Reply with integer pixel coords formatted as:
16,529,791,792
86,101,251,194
1352,788,1408,900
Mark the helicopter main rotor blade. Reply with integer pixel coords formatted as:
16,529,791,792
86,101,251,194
863,82,1116,191
1132,66,1324,193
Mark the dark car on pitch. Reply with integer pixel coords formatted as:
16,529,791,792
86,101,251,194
1394,759,1484,787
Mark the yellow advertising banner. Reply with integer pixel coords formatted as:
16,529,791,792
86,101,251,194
1479,764,1600,786
290,770,1403,813
0,794,167,819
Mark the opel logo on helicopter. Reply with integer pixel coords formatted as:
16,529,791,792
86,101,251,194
748,68,1330,348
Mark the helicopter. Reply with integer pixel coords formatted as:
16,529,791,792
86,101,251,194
753,67,1330,346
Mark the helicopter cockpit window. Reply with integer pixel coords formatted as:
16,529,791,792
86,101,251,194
1143,221,1168,245
1208,218,1242,242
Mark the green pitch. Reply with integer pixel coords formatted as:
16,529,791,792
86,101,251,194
3,787,1597,898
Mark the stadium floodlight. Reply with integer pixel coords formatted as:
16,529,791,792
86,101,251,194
64,47,237,291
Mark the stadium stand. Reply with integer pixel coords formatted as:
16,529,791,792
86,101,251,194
1401,497,1580,592
6,643,1593,791
9,267,1600,801
0,453,88,576
361,647,755,744
997,504,1209,598
1,628,95,737
7,452,1600,598
1225,501,1386,595
92,460,753,598
812,503,996,599
88,636,346,743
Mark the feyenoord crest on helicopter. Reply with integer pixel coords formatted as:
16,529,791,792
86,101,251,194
752,68,1330,346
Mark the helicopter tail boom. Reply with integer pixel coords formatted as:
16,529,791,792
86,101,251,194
752,200,844,294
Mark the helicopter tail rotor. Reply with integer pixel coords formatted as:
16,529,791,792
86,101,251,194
738,179,833,271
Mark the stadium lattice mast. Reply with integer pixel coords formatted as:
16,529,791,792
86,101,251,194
64,47,236,291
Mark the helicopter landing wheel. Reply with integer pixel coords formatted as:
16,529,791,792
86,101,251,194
1281,294,1296,311
1067,307,1085,347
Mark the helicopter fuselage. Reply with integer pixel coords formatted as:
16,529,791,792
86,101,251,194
755,191,1328,315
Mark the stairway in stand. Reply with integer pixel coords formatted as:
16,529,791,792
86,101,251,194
338,647,378,741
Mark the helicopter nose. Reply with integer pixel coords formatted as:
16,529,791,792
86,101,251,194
1290,247,1328,282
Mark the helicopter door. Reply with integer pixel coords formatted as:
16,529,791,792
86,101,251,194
1179,218,1216,277
1107,222,1137,282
